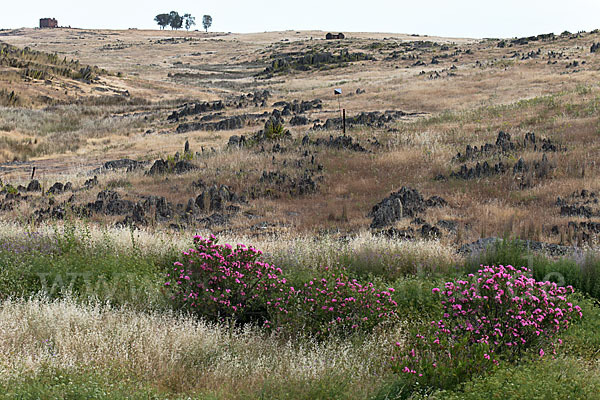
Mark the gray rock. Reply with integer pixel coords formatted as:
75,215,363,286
27,180,42,192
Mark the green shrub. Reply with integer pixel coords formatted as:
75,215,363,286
165,234,287,325
274,266,399,338
532,254,600,300
428,357,600,399
391,265,582,393
264,118,288,140
559,293,600,360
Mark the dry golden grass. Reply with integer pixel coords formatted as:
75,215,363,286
0,297,400,396
0,28,599,245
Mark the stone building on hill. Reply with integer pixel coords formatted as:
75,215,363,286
39,18,58,28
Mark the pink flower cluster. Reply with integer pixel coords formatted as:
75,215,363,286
165,235,286,323
433,265,581,358
275,267,398,337
393,265,582,388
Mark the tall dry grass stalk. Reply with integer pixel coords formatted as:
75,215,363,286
0,220,459,275
0,297,399,395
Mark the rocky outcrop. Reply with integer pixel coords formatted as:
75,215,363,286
27,180,42,192
289,115,309,126
167,101,225,121
450,161,509,180
147,159,169,175
91,159,147,174
556,190,599,218
88,190,134,216
227,135,247,148
176,115,246,133
306,134,367,152
47,182,72,195
146,159,197,175
263,51,374,75
370,186,447,229
195,185,238,212
453,131,563,162
84,176,98,189
252,170,319,198
272,99,322,114
560,205,593,218
312,110,412,130
230,90,270,108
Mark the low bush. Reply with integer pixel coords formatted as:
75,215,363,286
166,235,402,337
274,266,399,338
392,265,582,393
531,255,600,300
165,234,287,325
463,238,600,302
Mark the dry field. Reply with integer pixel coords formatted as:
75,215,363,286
0,27,600,247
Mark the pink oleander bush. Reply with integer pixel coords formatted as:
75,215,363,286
165,235,287,324
274,266,399,338
392,265,583,391
165,236,400,336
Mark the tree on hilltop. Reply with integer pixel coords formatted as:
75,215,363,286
202,15,213,33
169,11,183,30
154,13,170,30
184,14,196,31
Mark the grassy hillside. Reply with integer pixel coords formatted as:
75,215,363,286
0,28,598,245
0,28,600,397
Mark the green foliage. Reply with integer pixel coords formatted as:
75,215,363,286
0,224,177,310
387,277,443,319
255,374,355,400
154,13,170,30
183,14,196,31
428,357,600,399
264,118,288,139
169,11,183,30
559,294,600,360
202,15,212,32
391,265,581,394
464,238,600,302
464,238,531,273
4,220,600,399
531,255,600,300
0,368,163,399
1,183,18,195
165,235,286,325
382,336,498,400
154,12,193,31
274,266,399,338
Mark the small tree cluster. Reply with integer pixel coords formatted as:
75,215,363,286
154,12,196,31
